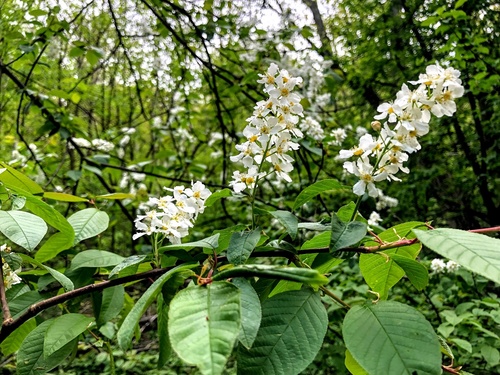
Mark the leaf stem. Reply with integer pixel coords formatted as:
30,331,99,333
349,196,363,222
319,286,350,309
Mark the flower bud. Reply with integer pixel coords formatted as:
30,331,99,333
371,121,381,132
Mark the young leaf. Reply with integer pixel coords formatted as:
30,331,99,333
44,313,94,357
116,264,196,350
343,301,441,375
0,162,44,195
293,179,344,210
212,264,328,286
414,228,500,284
169,281,241,375
159,233,220,252
359,222,425,299
330,213,367,253
70,250,124,270
17,319,76,375
95,193,135,200
109,255,148,278
43,192,89,202
0,210,47,251
68,208,109,245
268,210,298,239
301,231,330,250
227,229,261,265
19,254,74,291
237,288,328,375
391,254,429,290
232,278,262,349
204,188,231,207
345,349,368,375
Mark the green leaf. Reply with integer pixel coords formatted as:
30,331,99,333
268,210,298,239
71,250,124,270
17,319,76,375
391,254,429,290
117,264,196,350
169,281,241,375
345,349,368,375
204,188,231,207
157,293,171,369
44,314,94,357
0,210,47,251
68,208,109,245
8,291,44,319
43,192,88,202
413,228,500,284
19,254,74,291
344,301,440,375
359,222,425,299
212,264,328,286
449,338,472,353
232,278,262,349
0,162,44,195
330,213,367,253
95,193,135,200
301,231,330,250
237,288,328,375
481,345,500,366
109,255,148,278
293,179,344,210
0,318,36,356
97,285,124,326
227,229,261,265
159,233,220,252
455,0,467,9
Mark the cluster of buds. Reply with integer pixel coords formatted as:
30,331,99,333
339,64,464,197
430,258,460,274
1,244,22,290
133,181,211,244
229,63,305,193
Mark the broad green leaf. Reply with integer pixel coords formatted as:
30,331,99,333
301,231,330,250
44,313,94,357
268,210,298,239
109,255,148,278
68,208,109,245
233,278,262,349
157,293,171,369
237,288,328,375
345,349,368,375
449,338,472,353
213,224,247,253
159,233,220,252
24,195,75,262
17,319,76,375
391,254,429,290
414,228,500,284
117,264,196,350
481,345,500,366
212,264,328,286
0,318,36,356
43,192,88,202
359,222,425,299
227,229,261,265
343,301,441,375
97,285,124,326
8,290,44,319
0,210,47,251
71,250,124,270
293,179,344,210
204,188,231,207
268,279,302,298
19,254,74,291
0,162,44,195
169,281,241,375
330,213,367,253
310,253,344,273
2,251,22,270
95,193,135,200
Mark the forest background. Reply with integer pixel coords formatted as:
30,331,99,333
0,0,499,374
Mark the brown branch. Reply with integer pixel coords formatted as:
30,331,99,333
0,266,176,344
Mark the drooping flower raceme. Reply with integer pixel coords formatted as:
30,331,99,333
339,63,464,197
1,244,22,290
133,181,211,244
229,63,305,193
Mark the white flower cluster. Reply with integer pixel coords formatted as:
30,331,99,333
339,64,464,197
133,181,211,244
375,189,399,210
430,258,460,274
70,137,115,153
229,63,304,193
300,118,325,142
367,211,383,228
1,245,22,290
